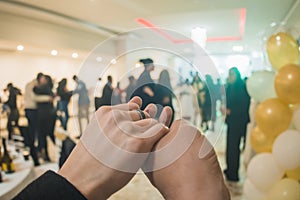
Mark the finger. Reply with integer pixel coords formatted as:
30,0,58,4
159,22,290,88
143,103,157,118
128,109,150,121
158,106,173,127
129,96,143,108
142,123,170,143
112,102,140,111
133,118,158,129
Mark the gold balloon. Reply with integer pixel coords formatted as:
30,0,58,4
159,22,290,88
266,32,299,70
286,166,300,181
250,126,275,153
267,178,300,200
255,98,292,137
275,64,300,104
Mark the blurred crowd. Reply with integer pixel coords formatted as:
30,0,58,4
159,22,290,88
0,58,250,190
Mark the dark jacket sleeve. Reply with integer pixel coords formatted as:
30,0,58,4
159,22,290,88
12,170,87,200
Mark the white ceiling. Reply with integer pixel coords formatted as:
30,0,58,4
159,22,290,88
0,0,299,56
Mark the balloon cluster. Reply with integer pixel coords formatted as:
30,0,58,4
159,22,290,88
244,32,300,200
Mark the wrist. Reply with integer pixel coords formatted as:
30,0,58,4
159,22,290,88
58,142,110,200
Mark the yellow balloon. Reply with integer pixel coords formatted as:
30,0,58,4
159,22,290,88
267,32,299,70
255,98,292,137
268,178,300,200
250,126,275,153
286,166,300,181
275,64,300,104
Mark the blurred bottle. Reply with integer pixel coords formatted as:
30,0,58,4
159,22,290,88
0,144,2,182
1,138,15,174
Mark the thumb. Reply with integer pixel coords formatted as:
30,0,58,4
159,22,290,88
142,123,170,145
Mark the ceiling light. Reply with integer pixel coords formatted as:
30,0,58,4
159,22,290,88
135,63,142,68
51,50,58,56
232,45,244,52
17,45,24,51
276,36,281,41
270,22,277,27
110,59,117,64
72,53,78,58
96,56,102,62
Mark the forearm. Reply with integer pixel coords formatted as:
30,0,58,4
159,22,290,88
58,142,109,200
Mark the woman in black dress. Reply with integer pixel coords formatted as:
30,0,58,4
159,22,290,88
155,69,175,125
224,67,250,183
34,74,56,161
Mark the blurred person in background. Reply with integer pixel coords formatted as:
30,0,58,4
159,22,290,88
224,67,250,192
191,72,204,127
56,78,73,130
34,74,56,162
24,73,51,166
112,82,123,105
177,79,195,122
101,75,114,106
132,58,156,109
73,75,90,138
125,75,136,103
3,83,22,140
155,69,175,124
200,75,216,131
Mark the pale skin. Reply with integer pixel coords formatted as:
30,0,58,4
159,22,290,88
58,97,172,200
145,120,230,200
58,96,229,200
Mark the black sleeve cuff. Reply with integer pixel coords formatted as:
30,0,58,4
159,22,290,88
13,170,87,200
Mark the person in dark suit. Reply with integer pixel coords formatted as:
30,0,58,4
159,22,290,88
224,67,250,184
101,75,114,106
3,83,22,140
132,58,155,109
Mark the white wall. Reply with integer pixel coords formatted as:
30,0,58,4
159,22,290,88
0,52,83,91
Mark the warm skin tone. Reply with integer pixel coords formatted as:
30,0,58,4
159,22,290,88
58,97,229,200
58,97,172,200
145,120,230,200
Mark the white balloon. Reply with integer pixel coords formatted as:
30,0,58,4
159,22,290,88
247,153,284,191
246,70,276,103
243,179,267,200
292,107,300,131
272,130,300,170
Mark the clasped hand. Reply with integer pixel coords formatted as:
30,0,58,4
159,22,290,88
59,96,230,200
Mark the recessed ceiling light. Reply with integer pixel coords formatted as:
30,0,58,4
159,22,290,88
72,53,78,58
96,56,102,62
270,22,277,27
110,59,117,64
51,50,58,56
232,45,244,52
135,63,142,68
17,45,24,51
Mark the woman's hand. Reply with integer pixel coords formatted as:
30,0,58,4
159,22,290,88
144,120,230,200
58,97,172,200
